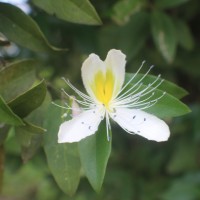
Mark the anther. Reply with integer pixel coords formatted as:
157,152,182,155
133,115,136,119
150,65,154,69
142,60,146,65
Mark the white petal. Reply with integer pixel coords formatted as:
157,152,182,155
58,108,104,143
105,49,126,97
81,53,106,101
110,108,170,142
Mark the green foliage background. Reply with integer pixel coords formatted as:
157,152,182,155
0,0,199,199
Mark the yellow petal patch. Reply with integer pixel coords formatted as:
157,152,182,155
104,69,114,105
90,69,115,108
91,71,105,102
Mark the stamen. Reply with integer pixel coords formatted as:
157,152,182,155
113,91,166,109
111,78,159,106
62,113,68,118
131,77,163,101
61,88,91,107
121,91,155,107
117,61,146,97
114,82,143,103
115,65,154,102
52,101,88,112
51,101,68,110
62,77,94,103
105,112,111,141
139,92,166,110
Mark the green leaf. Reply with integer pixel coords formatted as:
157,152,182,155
15,125,43,163
8,80,47,118
79,122,111,192
22,121,46,134
111,0,144,24
125,73,188,99
151,11,177,63
24,91,52,131
15,94,51,163
14,121,47,161
123,75,190,118
0,2,65,52
144,88,190,118
32,0,102,25
0,59,36,102
0,96,24,126
43,102,81,196
175,19,194,50
155,0,190,9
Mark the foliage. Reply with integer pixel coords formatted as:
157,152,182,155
0,0,199,199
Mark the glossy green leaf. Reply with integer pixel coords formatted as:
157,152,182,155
125,73,188,99
175,19,194,50
111,0,144,24
15,93,51,162
151,11,177,63
14,123,44,151
123,75,190,118
0,59,36,102
22,121,46,134
145,90,190,118
43,102,81,196
8,80,47,118
155,0,190,9
0,3,65,52
15,125,43,163
79,122,111,192
0,96,24,126
32,0,102,25
24,91,52,132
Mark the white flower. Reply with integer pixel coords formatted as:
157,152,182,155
58,49,170,143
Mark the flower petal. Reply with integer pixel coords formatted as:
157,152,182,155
81,53,106,101
58,108,104,143
110,108,170,142
105,49,126,98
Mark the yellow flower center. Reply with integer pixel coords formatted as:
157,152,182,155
90,69,115,109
